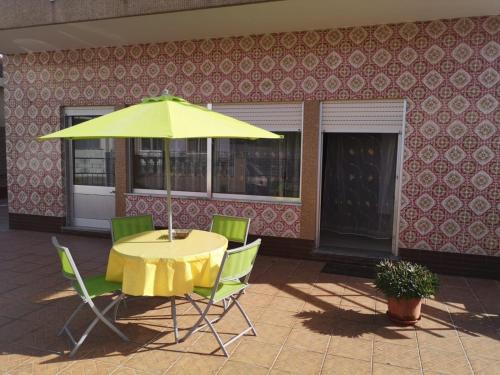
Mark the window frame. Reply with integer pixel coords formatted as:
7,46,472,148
211,127,303,204
130,102,303,204
131,137,211,199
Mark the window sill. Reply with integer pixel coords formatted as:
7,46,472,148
127,190,301,205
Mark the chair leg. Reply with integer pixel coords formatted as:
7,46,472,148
181,295,210,342
184,295,229,357
65,296,128,357
231,294,257,336
58,301,86,337
171,296,178,343
113,294,124,322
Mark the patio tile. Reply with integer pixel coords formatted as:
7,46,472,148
329,336,372,361
120,346,180,374
7,352,76,375
108,366,152,375
273,347,324,375
270,296,306,312
340,294,378,309
242,322,290,345
284,327,330,353
372,363,421,375
165,352,226,375
416,333,465,353
230,340,281,368
468,356,500,375
304,295,342,311
419,347,473,375
0,315,12,328
257,308,300,327
373,341,420,370
218,360,269,375
460,335,500,360
373,325,417,347
0,231,498,374
0,318,43,344
239,291,275,307
246,283,283,296
56,358,119,375
321,355,371,375
0,296,44,319
0,344,46,372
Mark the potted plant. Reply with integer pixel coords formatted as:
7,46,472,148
375,259,439,325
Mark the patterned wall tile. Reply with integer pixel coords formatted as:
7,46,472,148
126,195,301,238
3,16,499,255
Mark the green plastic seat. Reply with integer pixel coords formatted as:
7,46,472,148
52,237,128,357
111,215,154,243
210,215,251,245
180,239,261,357
72,275,123,299
193,280,245,302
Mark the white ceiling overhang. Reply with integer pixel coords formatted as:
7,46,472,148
1,0,499,54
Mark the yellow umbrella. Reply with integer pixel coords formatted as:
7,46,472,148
39,95,282,240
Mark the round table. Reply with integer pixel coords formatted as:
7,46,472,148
105,229,228,297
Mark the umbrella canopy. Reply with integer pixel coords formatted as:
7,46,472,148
39,95,282,241
39,95,281,140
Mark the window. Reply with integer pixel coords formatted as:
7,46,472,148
211,102,303,201
133,138,207,193
132,102,302,202
69,115,115,187
213,133,301,198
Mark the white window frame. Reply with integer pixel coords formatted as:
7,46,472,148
211,102,303,204
131,102,304,204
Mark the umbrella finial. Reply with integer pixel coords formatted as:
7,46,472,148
162,89,170,96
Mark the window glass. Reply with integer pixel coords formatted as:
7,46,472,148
213,133,301,198
133,138,207,192
71,116,115,187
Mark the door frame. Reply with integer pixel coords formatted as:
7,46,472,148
315,100,406,256
63,106,115,228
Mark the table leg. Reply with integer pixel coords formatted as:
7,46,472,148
171,296,178,343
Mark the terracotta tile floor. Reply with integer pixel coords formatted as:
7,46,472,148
0,230,499,375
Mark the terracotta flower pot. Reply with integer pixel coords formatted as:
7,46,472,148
386,297,422,325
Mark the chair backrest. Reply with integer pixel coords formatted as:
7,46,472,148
210,215,251,245
217,239,261,288
52,236,91,300
111,215,154,243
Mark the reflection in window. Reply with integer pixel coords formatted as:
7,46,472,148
133,138,207,192
71,116,115,187
213,133,301,198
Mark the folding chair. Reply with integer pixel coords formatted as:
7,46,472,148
210,215,251,247
180,239,261,357
110,214,155,243
210,214,252,308
52,237,128,357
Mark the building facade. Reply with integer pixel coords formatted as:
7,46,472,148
2,10,499,271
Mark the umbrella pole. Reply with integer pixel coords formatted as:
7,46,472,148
164,139,174,242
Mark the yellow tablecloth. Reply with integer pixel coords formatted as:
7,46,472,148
105,229,228,297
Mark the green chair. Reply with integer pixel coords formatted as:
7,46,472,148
210,214,251,246
52,237,128,357
111,214,155,243
180,239,261,357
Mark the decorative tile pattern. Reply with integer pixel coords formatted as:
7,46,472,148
125,195,301,238
3,16,499,254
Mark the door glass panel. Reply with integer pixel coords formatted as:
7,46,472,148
71,116,115,187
